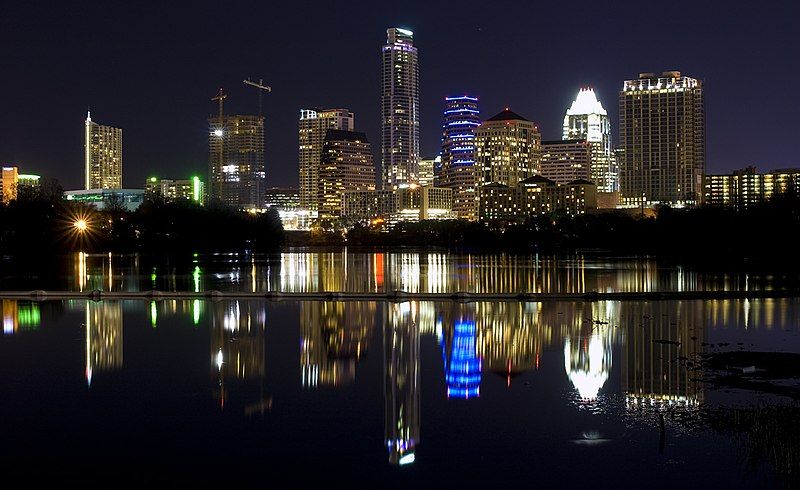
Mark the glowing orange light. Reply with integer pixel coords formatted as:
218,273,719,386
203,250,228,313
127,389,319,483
74,219,88,232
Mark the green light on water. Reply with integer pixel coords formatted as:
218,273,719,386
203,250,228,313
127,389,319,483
193,299,201,326
18,303,41,329
150,301,157,327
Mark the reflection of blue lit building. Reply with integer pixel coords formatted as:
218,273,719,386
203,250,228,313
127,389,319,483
443,320,481,399
436,96,480,220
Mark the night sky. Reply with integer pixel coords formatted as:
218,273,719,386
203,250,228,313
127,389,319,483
2,1,798,190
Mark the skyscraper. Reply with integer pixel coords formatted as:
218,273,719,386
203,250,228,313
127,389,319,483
319,129,375,216
85,112,122,190
298,108,354,210
476,109,540,187
381,27,419,189
618,71,705,206
438,95,481,220
208,115,265,209
563,88,617,192
1,166,18,203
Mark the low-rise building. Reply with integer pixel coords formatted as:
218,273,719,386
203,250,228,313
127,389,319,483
343,186,453,225
478,176,596,223
145,177,205,204
64,189,145,211
704,166,800,209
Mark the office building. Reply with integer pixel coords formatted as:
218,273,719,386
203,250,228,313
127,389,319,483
382,27,419,189
541,140,592,184
343,186,453,224
438,95,481,220
17,173,40,191
85,112,122,190
145,177,204,204
479,176,597,223
298,108,354,210
563,88,618,192
264,187,300,210
618,71,705,207
704,166,800,209
208,115,265,209
476,109,541,187
64,189,145,212
319,130,376,216
418,156,437,187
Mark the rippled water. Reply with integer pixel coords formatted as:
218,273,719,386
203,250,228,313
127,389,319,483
2,250,791,293
2,296,799,485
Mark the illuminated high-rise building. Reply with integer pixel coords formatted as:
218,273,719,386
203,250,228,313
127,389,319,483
563,88,618,192
208,115,265,209
381,27,419,189
319,130,375,216
1,166,18,203
298,108,354,210
438,95,480,220
619,71,705,206
476,108,540,187
85,112,122,190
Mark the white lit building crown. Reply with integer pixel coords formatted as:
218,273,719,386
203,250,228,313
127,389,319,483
566,88,607,117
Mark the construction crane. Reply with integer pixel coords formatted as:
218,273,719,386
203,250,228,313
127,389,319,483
212,87,227,122
243,78,272,117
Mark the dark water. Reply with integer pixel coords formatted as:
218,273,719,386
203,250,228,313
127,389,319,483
2,296,800,486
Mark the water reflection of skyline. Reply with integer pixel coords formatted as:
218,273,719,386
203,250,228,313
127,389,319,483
4,297,799,466
63,251,782,294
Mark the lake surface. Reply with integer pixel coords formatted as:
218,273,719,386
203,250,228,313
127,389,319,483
1,250,794,293
2,294,800,485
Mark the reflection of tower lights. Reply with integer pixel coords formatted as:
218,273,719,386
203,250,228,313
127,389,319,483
443,320,481,399
150,301,157,327
85,301,123,387
223,302,241,331
385,301,420,466
193,299,201,325
2,300,16,334
77,252,87,292
564,332,612,401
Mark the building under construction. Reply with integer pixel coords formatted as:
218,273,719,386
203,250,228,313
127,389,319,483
208,114,265,209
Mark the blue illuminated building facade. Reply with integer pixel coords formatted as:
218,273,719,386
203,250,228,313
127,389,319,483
442,320,481,399
436,96,480,220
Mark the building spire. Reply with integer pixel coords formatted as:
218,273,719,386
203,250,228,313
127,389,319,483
86,107,92,122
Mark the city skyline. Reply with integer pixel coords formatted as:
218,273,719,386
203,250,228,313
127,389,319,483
2,2,798,190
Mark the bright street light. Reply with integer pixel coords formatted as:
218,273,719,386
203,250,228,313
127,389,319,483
74,219,88,232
